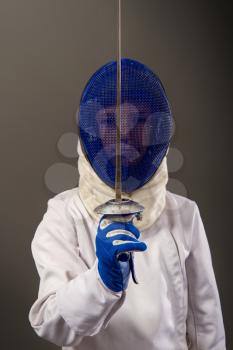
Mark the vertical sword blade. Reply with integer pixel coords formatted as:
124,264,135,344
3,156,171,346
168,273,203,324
115,0,122,201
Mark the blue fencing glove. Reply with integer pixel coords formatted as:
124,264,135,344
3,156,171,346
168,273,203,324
96,215,147,292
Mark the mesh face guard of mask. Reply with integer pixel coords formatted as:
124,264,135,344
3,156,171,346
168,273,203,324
78,58,173,194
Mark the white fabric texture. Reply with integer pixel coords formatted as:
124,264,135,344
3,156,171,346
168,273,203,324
29,188,226,350
77,140,168,231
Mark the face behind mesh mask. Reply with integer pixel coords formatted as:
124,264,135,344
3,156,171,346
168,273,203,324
78,58,172,194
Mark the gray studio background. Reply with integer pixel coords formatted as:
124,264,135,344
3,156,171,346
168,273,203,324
0,0,232,349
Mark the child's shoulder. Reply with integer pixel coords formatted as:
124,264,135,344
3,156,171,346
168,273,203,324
45,187,80,219
165,190,197,213
50,187,78,203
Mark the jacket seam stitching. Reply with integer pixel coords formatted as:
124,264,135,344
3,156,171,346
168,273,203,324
169,230,185,283
169,230,198,349
186,269,199,349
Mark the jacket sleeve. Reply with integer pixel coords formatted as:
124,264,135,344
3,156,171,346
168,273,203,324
185,203,226,350
28,196,126,347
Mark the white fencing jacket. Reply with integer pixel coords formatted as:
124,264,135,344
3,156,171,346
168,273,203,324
29,188,226,350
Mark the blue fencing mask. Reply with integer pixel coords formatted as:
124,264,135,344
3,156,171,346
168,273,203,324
78,58,172,194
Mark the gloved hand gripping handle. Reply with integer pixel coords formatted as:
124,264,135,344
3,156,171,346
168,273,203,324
96,212,146,292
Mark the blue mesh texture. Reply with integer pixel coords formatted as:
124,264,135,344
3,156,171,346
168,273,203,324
78,58,172,193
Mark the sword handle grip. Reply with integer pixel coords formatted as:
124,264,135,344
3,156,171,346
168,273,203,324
115,213,139,285
116,251,138,284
